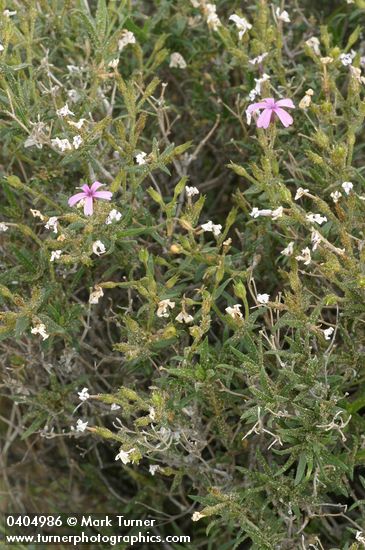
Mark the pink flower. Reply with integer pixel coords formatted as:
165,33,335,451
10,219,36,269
247,97,295,129
68,182,112,216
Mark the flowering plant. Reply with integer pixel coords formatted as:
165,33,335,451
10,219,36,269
1,1,365,549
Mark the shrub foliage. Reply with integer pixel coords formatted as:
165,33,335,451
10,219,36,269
1,1,365,548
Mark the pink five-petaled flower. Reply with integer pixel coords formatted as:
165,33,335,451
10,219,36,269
247,97,295,129
68,182,112,216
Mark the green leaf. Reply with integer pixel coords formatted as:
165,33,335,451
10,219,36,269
95,0,108,40
173,176,188,200
116,226,157,238
294,453,307,486
14,316,30,339
21,413,48,440
73,10,98,46
346,25,361,51
147,187,165,207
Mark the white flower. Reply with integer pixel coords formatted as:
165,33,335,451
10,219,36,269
3,9,17,17
135,151,147,165
275,8,290,23
89,285,104,304
157,299,175,318
306,37,321,56
201,220,222,236
118,30,136,51
257,293,270,304
45,216,58,234
73,135,83,149
76,419,88,432
105,209,122,225
111,403,121,411
299,89,314,110
30,209,45,220
342,181,353,195
92,240,106,256
169,52,187,69
186,186,199,197
339,52,355,66
24,118,49,149
306,213,327,225
31,323,49,340
296,247,312,265
115,447,135,464
249,52,268,65
256,72,270,87
192,511,205,522
330,191,342,203
349,66,365,84
51,137,72,152
323,327,334,340
247,73,270,102
50,250,62,262
311,230,322,251
0,222,8,232
250,207,282,220
108,58,119,68
69,119,86,129
149,465,160,476
225,304,243,320
281,241,294,256
115,450,131,464
67,89,81,103
56,103,75,117
272,206,283,220
176,310,194,324
295,187,309,200
250,208,270,218
356,531,365,544
149,407,156,421
78,387,90,401
0,43,4,52
67,65,81,74
246,108,253,125
229,14,252,39
204,3,221,31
